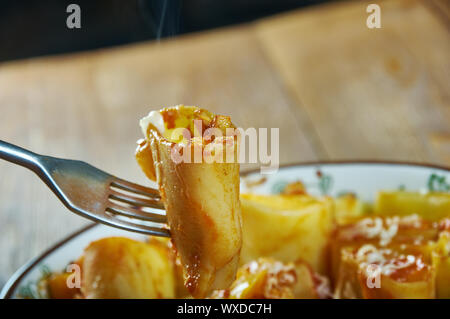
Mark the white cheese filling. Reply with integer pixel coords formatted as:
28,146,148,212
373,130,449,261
140,110,165,137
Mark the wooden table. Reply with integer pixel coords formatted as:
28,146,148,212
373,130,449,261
0,0,448,287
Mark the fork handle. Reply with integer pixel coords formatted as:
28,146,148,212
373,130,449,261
0,140,43,173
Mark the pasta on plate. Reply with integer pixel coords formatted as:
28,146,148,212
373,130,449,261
36,106,450,299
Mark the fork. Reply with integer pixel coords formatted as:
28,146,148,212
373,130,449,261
0,140,170,237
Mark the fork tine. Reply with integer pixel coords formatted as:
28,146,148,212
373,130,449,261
103,216,171,237
106,202,167,223
111,178,160,198
109,189,165,209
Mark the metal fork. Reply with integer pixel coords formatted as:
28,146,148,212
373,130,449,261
0,140,169,237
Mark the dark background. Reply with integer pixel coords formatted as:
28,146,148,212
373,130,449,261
0,0,335,62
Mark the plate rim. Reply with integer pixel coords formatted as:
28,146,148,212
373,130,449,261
2,160,449,299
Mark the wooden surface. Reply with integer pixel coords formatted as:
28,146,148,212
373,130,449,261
0,0,449,288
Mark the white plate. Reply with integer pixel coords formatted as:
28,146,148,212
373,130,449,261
2,161,448,298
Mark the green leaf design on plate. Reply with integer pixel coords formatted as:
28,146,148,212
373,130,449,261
18,282,39,299
40,265,52,278
16,264,52,299
318,172,333,195
271,181,288,194
427,173,450,192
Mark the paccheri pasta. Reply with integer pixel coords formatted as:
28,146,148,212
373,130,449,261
38,107,450,299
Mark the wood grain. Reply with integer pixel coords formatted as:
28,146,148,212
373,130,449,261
255,0,450,163
0,26,318,287
0,0,448,288
427,0,450,22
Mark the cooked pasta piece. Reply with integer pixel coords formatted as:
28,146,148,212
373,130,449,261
46,270,82,299
81,237,177,299
136,105,242,298
240,193,334,275
334,244,435,299
334,193,372,224
375,191,450,221
330,215,438,282
432,229,450,299
211,258,331,299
